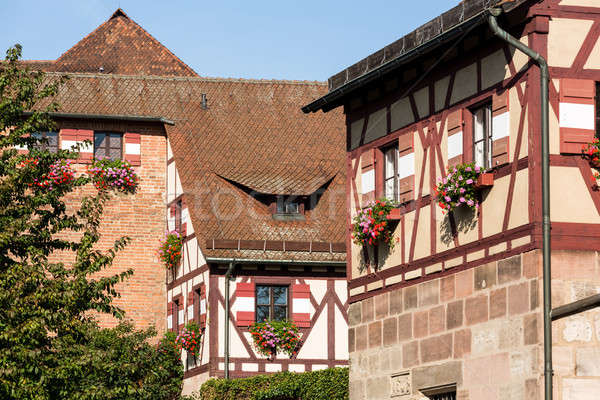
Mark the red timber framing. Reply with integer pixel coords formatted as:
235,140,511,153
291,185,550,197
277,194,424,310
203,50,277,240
344,2,600,303
208,265,348,378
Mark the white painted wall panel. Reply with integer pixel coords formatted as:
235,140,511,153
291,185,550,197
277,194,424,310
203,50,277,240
361,169,375,194
292,298,311,314
560,103,595,130
398,152,415,179
125,142,141,155
492,113,510,140
447,131,463,159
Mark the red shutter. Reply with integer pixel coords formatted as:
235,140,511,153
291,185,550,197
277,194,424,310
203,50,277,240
291,284,311,328
559,79,596,154
447,109,463,168
199,284,207,328
124,132,141,166
77,130,93,163
167,301,174,332
187,291,194,324
361,149,376,204
235,282,255,326
398,132,415,204
491,92,510,166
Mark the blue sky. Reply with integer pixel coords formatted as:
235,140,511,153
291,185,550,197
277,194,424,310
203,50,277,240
1,1,460,81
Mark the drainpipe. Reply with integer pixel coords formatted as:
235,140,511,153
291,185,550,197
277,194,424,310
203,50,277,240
224,260,236,379
488,8,552,400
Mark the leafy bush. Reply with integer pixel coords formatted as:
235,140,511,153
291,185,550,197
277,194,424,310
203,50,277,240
185,367,349,400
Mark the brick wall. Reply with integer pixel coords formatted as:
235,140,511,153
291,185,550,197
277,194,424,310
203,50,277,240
54,120,167,332
348,251,542,400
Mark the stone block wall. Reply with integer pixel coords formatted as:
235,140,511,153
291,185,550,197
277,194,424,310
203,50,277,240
550,250,600,400
348,251,542,400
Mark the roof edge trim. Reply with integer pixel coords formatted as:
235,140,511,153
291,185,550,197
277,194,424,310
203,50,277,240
23,111,175,126
302,9,491,114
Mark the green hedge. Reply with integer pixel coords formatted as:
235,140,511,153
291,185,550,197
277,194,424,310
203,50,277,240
184,367,348,400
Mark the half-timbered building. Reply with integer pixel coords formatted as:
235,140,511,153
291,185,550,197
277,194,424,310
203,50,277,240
303,0,600,399
22,8,348,394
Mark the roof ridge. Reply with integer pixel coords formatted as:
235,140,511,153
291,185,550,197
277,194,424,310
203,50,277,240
46,71,327,85
55,8,197,77
112,9,198,76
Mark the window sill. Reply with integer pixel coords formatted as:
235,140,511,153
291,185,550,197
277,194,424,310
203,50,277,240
272,213,305,221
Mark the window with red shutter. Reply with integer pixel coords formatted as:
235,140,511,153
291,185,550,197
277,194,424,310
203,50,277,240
559,79,596,154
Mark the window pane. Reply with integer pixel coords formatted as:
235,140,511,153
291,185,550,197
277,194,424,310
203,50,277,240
46,132,58,152
109,146,121,160
273,306,287,321
256,305,270,322
256,286,270,305
473,108,485,142
94,133,107,159
384,147,395,179
273,287,287,305
284,202,299,214
474,141,485,169
384,178,395,200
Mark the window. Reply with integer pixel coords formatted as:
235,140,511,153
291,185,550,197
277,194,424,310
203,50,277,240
94,132,122,160
33,131,58,153
276,196,300,215
383,145,399,201
194,287,202,321
172,299,180,333
174,199,182,233
422,385,456,400
256,285,288,322
472,103,493,169
594,82,600,138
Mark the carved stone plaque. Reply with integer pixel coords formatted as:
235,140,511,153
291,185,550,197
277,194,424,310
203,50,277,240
391,372,411,398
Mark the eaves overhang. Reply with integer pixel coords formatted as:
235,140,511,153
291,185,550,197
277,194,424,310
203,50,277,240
302,0,530,114
23,111,175,126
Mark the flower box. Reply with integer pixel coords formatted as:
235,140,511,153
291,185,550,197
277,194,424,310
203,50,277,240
475,173,494,189
386,208,402,221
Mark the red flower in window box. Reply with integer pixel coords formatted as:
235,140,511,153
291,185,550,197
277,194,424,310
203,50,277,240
435,163,489,213
249,320,301,359
352,199,397,249
386,208,402,221
582,139,600,179
158,231,182,270
87,158,139,194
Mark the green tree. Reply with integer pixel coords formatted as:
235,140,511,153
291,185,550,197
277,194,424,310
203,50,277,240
0,45,182,399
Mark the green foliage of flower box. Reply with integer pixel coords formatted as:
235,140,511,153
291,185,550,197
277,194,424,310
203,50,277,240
184,367,349,400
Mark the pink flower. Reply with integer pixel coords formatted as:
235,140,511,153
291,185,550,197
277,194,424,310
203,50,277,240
459,197,465,203
467,199,474,206
466,179,473,184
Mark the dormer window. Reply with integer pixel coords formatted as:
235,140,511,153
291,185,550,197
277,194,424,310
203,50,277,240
272,195,305,220
277,197,299,214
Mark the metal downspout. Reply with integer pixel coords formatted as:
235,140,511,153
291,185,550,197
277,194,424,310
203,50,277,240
488,8,552,400
224,261,236,379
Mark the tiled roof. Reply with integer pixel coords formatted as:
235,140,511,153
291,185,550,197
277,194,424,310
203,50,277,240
47,9,197,77
44,73,346,261
327,0,530,91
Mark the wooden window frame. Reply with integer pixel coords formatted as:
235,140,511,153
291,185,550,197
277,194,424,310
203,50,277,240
381,143,399,202
470,101,493,170
93,131,123,160
172,297,181,334
174,199,182,234
33,131,59,153
596,81,600,139
255,284,289,322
